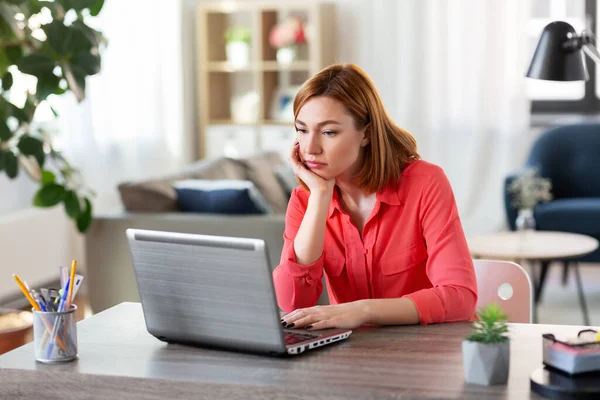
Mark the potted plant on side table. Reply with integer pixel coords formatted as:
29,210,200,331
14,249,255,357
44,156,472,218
463,304,510,386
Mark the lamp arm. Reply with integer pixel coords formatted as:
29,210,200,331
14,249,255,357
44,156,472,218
583,43,600,64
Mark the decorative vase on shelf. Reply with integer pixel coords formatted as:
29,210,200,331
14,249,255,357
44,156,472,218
276,46,297,64
225,41,250,68
515,208,536,231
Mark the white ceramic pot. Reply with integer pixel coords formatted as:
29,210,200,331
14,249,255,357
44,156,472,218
276,46,297,64
462,339,510,386
226,41,250,68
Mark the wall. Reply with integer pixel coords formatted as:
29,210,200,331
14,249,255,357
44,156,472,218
0,207,84,304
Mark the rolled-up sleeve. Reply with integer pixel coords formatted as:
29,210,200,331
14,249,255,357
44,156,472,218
272,189,324,312
403,167,478,324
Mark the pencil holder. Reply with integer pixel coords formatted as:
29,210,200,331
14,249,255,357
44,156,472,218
32,305,78,364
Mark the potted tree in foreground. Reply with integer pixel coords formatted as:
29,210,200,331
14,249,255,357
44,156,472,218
462,304,510,386
0,0,106,232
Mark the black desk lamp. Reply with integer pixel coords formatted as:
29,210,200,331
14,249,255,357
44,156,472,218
526,21,600,81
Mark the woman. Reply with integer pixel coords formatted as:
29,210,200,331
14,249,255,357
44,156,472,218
273,64,477,330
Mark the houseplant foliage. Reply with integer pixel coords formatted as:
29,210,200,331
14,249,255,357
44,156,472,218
0,0,105,232
462,303,510,386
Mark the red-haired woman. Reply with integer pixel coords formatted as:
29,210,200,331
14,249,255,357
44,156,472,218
274,64,477,330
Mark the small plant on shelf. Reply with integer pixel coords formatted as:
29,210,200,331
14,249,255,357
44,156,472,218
224,26,251,68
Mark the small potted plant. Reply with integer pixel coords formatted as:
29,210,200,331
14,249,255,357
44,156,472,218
225,26,251,68
462,304,510,386
268,16,307,64
508,166,552,231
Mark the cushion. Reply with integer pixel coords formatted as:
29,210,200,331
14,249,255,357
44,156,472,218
274,165,298,197
173,180,271,214
535,198,600,236
181,157,247,180
118,180,178,212
236,152,290,214
118,158,248,212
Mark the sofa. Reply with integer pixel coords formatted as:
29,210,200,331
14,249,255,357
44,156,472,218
84,152,329,314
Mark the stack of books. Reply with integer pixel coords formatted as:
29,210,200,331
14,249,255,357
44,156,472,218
543,329,600,375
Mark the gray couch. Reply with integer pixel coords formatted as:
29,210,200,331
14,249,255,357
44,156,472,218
84,212,287,314
84,153,328,314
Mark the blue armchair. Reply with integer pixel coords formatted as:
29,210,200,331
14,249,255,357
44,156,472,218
504,123,600,322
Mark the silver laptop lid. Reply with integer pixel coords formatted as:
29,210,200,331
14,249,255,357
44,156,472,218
126,229,286,354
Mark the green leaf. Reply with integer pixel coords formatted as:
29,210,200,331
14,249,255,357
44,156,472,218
17,135,45,167
76,197,92,232
0,120,11,141
90,0,104,16
5,46,23,65
42,21,72,55
27,0,43,15
41,170,56,185
71,20,101,48
8,102,31,123
63,190,81,218
0,151,4,171
2,71,13,91
36,72,60,101
4,151,18,178
57,0,98,11
33,183,66,207
16,53,55,77
71,52,100,75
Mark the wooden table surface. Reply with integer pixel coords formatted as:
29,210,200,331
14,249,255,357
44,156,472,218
0,302,596,399
468,230,599,261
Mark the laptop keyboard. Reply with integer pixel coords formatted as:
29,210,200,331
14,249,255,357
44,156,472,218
284,331,320,345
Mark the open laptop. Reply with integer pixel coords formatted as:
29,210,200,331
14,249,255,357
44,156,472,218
126,228,351,356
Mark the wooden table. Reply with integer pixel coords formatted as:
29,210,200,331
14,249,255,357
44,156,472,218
0,302,597,399
468,230,599,324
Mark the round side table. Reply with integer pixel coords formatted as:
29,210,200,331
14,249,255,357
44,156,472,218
467,231,599,324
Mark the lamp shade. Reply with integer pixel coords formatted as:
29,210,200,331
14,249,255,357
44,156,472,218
526,21,588,81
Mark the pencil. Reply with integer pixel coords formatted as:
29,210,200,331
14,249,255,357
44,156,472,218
14,273,68,353
12,274,40,311
66,259,77,309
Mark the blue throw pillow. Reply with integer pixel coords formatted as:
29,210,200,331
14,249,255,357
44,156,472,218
172,180,270,214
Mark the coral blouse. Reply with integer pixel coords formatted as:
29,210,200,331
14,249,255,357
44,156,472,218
272,160,478,325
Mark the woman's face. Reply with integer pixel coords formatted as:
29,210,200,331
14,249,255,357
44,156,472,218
294,96,369,181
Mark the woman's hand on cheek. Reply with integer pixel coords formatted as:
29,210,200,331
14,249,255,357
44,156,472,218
281,301,369,330
289,143,335,195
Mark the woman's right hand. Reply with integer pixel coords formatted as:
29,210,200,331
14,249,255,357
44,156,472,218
290,143,336,195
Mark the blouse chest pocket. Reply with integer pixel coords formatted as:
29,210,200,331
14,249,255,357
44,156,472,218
324,250,346,277
380,241,428,275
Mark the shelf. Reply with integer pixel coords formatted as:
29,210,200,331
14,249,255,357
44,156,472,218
207,62,254,72
206,61,311,72
206,119,294,126
197,1,336,159
207,119,260,126
261,61,310,71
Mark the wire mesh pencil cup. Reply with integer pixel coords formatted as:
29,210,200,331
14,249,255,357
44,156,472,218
33,304,78,363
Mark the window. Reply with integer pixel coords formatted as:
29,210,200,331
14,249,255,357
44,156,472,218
528,0,600,113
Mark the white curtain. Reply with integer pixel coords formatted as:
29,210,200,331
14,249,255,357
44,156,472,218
50,0,191,209
336,0,535,235
0,0,191,215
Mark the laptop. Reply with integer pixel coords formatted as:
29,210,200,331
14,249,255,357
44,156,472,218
126,228,352,356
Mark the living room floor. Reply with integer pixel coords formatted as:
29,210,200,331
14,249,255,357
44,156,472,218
536,262,600,327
